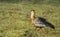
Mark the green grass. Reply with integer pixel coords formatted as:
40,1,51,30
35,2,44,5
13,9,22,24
0,2,60,37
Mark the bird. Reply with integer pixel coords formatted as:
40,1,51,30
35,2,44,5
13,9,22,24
30,10,55,30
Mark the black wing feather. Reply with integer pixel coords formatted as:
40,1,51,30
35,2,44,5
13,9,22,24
38,17,55,29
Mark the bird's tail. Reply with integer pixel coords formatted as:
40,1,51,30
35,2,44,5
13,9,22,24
45,22,55,29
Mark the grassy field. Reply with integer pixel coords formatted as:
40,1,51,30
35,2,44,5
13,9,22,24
0,1,60,37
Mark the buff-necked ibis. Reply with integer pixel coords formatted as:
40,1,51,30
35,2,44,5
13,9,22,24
30,10,55,30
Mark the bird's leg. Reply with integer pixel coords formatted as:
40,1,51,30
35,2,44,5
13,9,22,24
32,27,37,32
40,28,46,35
34,27,37,31
40,28,45,37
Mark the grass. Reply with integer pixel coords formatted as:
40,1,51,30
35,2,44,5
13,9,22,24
0,2,60,37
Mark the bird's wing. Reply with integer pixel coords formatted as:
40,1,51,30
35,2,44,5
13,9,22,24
33,18,45,27
38,18,55,29
34,17,55,29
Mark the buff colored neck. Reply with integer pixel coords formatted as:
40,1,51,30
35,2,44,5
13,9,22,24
31,10,35,23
